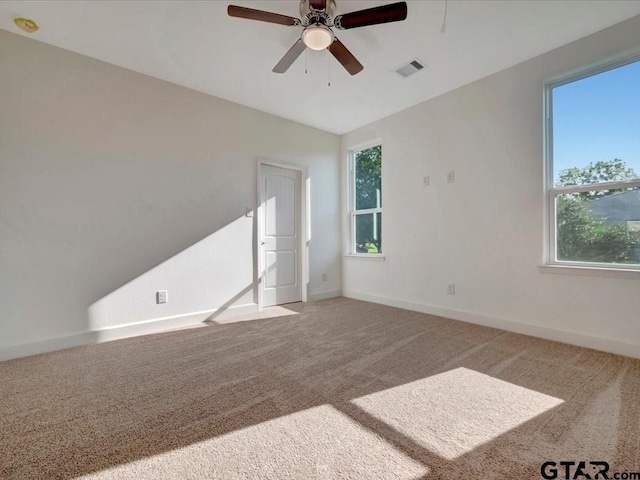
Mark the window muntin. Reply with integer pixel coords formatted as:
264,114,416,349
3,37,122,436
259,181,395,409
351,145,382,254
547,58,640,268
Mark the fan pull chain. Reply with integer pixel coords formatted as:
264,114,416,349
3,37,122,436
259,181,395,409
305,49,308,74
328,51,331,87
440,0,448,33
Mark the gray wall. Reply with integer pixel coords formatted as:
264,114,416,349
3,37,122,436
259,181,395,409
0,30,341,357
342,16,640,358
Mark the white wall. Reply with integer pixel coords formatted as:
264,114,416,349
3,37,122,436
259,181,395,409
0,30,341,360
342,16,640,358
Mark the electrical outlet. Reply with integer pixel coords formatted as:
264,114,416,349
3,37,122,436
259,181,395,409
156,290,168,304
423,176,430,187
447,171,455,183
322,273,327,282
447,283,456,295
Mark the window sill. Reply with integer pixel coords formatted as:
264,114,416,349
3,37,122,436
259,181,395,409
345,254,386,262
538,264,640,280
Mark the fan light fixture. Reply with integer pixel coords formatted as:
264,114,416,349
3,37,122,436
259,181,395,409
302,24,334,50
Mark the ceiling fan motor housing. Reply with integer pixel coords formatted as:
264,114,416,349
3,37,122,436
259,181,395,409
300,0,336,23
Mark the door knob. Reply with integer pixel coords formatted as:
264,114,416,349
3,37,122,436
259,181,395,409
261,241,266,245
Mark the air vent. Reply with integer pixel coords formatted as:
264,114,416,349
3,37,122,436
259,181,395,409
395,59,426,78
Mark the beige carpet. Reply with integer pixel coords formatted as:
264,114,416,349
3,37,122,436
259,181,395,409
1,297,639,479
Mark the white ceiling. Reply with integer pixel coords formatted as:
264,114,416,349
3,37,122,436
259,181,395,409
1,1,639,135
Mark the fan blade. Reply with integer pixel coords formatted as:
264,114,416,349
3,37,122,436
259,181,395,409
328,38,363,75
310,0,327,10
228,5,299,26
334,1,407,30
273,39,307,73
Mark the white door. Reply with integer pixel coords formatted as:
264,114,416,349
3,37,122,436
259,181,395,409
259,164,302,307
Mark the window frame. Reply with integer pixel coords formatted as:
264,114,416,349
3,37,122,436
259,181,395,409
544,54,640,272
349,140,383,256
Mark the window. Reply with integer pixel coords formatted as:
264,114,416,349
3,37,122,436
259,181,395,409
350,144,382,255
546,57,640,269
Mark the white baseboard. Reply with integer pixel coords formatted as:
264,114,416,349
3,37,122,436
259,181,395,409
93,303,258,342
0,331,97,363
308,289,342,302
343,290,640,360
0,303,258,363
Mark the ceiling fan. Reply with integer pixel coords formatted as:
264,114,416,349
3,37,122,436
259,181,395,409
227,0,408,76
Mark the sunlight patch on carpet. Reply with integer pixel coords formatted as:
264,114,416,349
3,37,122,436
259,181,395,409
214,305,299,324
78,405,428,479
352,367,564,461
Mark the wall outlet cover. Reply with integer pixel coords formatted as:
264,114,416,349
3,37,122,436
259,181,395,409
156,290,168,304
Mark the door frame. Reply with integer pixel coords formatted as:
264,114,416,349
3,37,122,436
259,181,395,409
256,158,309,309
